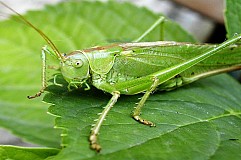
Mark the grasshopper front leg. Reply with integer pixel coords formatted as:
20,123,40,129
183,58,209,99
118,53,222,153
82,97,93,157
28,46,48,99
28,46,62,99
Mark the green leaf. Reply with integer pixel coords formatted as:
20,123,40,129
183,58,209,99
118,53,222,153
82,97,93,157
225,0,241,38
1,1,241,160
0,0,193,148
0,9,62,148
225,0,241,81
0,145,59,160
45,75,241,160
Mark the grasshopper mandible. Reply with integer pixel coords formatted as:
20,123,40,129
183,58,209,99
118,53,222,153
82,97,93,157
2,2,241,152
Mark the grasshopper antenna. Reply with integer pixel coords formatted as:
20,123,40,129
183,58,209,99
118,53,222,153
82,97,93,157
0,1,65,99
0,1,65,62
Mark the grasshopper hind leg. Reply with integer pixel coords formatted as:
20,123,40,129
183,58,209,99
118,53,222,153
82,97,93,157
133,16,165,42
132,77,159,127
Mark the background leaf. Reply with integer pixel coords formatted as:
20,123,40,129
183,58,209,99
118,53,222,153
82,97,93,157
0,145,59,160
225,0,241,81
0,1,240,160
225,0,241,38
0,10,61,148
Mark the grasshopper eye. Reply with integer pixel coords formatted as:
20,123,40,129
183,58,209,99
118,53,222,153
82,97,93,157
73,60,83,68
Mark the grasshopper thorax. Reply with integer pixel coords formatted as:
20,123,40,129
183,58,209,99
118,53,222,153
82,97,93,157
61,51,90,88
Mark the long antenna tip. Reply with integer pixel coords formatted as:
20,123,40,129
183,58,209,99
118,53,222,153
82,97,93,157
1,1,64,60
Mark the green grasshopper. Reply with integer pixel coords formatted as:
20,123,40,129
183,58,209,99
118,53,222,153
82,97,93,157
2,2,241,152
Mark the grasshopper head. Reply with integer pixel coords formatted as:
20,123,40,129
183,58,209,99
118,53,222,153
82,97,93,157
60,51,90,88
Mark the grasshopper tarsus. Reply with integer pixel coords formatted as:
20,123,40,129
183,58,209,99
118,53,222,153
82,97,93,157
133,115,156,127
27,95,34,99
90,143,101,153
89,133,101,152
27,93,40,99
27,90,44,99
